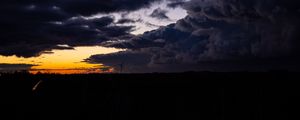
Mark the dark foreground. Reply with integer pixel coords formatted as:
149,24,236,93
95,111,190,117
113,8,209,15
0,72,300,120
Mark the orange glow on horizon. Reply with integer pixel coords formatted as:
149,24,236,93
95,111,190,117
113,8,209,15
0,46,124,74
29,68,115,74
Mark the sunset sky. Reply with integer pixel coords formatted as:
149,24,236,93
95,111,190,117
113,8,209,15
0,45,123,74
1,0,300,74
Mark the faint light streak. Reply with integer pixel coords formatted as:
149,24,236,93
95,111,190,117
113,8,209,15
32,80,43,92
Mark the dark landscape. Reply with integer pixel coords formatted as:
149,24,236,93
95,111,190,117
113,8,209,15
1,72,300,120
1,0,300,120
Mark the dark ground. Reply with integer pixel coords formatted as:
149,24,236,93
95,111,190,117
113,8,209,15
0,72,300,120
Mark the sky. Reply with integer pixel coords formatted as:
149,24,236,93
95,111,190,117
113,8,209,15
1,0,300,73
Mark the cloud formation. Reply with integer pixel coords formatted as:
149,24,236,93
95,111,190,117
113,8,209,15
167,0,187,8
0,0,163,57
0,64,36,72
2,0,299,72
88,0,300,72
150,8,170,20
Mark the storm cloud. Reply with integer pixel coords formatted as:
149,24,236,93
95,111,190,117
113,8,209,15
2,0,300,72
0,0,163,57
88,0,300,72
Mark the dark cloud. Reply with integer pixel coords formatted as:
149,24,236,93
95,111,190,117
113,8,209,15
0,14,134,57
2,0,161,15
51,16,134,46
117,18,136,24
85,49,204,73
0,0,162,57
103,24,190,49
150,8,170,20
167,0,186,8
0,64,36,72
88,0,300,72
86,51,152,73
2,0,300,72
177,0,300,60
0,1,69,57
60,0,161,16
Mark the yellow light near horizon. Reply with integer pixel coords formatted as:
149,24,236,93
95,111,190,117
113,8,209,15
0,46,124,74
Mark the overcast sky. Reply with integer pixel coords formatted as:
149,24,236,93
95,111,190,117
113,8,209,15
1,0,300,73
